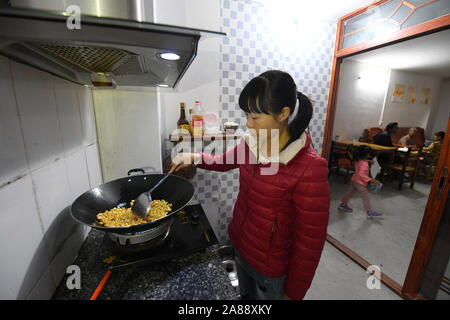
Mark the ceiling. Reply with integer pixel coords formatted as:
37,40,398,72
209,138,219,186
347,29,450,78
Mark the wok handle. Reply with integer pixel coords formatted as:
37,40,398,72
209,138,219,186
127,167,158,176
148,173,171,194
127,168,145,176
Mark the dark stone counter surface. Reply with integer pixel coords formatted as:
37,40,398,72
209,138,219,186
52,229,238,300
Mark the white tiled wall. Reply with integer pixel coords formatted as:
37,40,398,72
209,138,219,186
0,56,102,299
65,149,91,201
10,61,64,172
162,0,337,243
53,79,84,155
31,159,72,233
213,0,337,242
0,58,28,186
0,176,43,299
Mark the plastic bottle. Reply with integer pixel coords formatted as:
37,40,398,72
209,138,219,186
188,108,193,135
192,101,204,137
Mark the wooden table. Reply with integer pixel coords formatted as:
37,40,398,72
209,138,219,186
332,140,398,171
333,140,418,165
333,140,397,155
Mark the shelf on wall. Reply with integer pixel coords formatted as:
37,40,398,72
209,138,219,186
169,133,242,142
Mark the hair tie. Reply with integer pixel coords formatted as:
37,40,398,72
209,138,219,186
289,92,301,123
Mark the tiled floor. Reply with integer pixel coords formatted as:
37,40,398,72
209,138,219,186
326,171,431,287
305,241,401,300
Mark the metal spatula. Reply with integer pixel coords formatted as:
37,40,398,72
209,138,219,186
131,173,171,219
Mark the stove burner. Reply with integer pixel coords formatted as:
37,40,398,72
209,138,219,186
101,204,219,267
108,219,172,246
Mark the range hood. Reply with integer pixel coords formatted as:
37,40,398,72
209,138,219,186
0,0,224,88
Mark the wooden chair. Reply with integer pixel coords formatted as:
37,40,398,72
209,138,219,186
418,153,440,183
329,142,355,184
382,146,423,190
360,127,383,143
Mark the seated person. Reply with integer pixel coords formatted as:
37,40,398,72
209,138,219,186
373,122,398,147
421,131,445,164
373,122,399,167
398,127,417,147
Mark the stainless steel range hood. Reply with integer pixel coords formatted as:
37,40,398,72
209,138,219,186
0,0,224,88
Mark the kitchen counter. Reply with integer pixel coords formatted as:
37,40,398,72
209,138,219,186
52,228,239,300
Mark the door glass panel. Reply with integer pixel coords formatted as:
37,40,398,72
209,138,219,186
342,0,450,49
402,0,450,29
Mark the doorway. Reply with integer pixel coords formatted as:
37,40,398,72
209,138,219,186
321,1,450,299
327,29,449,288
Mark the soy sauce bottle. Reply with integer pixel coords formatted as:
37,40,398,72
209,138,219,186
177,102,190,135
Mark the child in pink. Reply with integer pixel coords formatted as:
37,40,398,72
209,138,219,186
338,145,382,217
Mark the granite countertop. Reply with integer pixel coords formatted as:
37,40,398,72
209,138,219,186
53,228,239,300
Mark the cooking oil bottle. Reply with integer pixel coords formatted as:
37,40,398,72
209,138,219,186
192,101,204,137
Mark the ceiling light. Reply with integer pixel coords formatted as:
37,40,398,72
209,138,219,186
159,52,180,61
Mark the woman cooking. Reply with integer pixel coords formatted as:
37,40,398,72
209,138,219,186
170,70,330,300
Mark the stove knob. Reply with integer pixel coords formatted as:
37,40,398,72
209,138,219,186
191,210,200,224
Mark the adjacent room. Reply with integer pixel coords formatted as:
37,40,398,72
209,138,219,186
328,28,450,286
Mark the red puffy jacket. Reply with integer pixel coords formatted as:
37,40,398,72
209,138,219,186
197,131,330,299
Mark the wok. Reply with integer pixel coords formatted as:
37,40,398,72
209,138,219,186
70,171,195,234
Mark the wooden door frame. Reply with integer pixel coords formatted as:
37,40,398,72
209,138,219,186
322,1,450,300
402,118,450,298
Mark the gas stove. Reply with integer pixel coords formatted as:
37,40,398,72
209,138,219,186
108,219,173,246
102,202,218,270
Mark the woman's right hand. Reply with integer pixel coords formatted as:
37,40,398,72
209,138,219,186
371,179,380,185
169,152,200,174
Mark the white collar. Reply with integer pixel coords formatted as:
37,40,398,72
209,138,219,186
245,131,307,165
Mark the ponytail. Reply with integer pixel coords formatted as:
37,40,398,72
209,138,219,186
287,91,313,144
238,71,313,147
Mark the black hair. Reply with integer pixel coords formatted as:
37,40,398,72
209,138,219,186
238,70,313,145
386,122,398,132
435,131,445,140
353,145,373,161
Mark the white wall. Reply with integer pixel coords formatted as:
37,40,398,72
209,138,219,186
92,89,162,182
154,0,221,31
430,78,450,135
381,70,442,138
332,59,391,140
159,76,221,138
0,57,102,299
154,0,221,138
333,61,446,141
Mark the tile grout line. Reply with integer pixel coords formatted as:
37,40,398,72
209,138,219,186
8,59,48,242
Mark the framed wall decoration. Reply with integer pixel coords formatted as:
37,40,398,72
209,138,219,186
406,85,417,104
392,83,405,102
421,88,431,104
